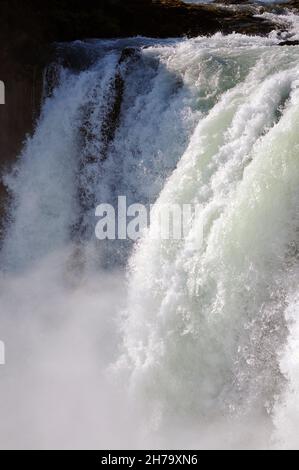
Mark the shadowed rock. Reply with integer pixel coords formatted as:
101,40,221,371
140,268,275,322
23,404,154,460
73,47,140,242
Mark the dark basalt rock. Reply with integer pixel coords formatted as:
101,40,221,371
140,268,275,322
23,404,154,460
279,40,299,46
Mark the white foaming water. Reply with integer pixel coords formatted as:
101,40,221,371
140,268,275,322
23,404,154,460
1,28,299,449
183,1,215,3
183,1,289,4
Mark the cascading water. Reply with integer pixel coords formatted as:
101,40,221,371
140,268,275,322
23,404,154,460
1,21,299,449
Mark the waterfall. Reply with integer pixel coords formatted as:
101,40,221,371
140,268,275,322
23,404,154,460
1,29,299,449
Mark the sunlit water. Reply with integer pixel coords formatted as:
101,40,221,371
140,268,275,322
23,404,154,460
1,13,299,449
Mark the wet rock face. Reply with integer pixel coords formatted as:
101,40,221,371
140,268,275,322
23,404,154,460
0,53,44,224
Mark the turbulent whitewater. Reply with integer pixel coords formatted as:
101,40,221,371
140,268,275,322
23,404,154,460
1,23,299,449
